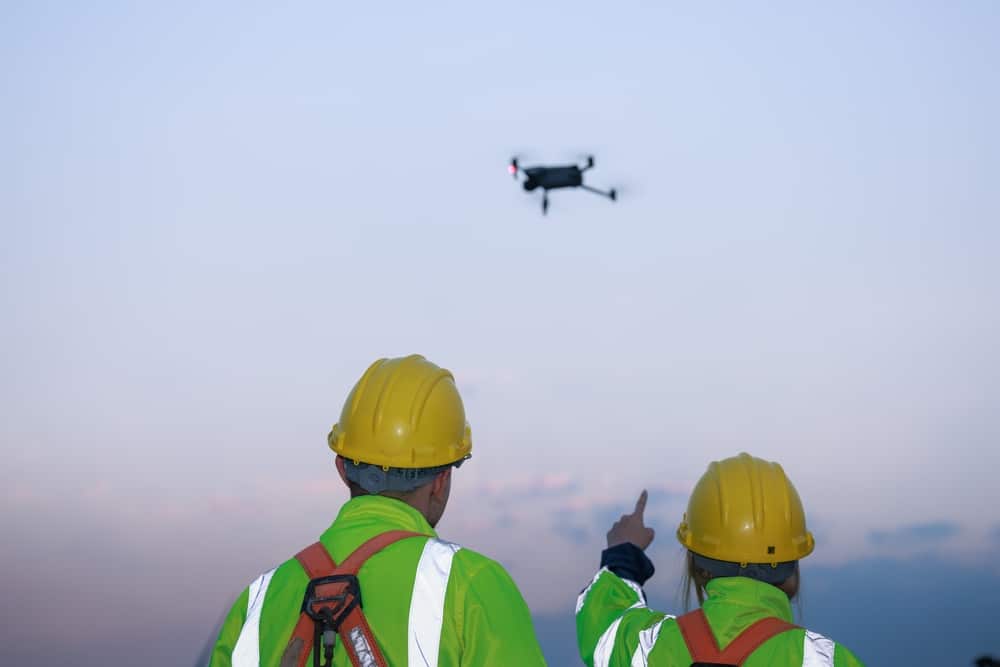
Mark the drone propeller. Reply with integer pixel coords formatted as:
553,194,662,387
608,181,636,199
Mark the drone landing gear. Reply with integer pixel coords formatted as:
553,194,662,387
542,192,549,215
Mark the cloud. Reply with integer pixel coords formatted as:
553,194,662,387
867,521,960,547
550,502,639,547
479,472,580,500
552,522,591,546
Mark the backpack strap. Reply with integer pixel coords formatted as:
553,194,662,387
677,609,800,666
283,530,430,667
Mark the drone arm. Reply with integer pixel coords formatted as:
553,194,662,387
580,184,615,200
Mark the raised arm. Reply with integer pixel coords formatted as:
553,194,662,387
576,490,668,667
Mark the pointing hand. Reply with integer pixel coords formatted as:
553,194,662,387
606,490,656,551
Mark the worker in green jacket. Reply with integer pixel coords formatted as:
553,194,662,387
209,354,547,667
576,452,864,667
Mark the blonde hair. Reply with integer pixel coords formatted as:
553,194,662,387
680,551,708,610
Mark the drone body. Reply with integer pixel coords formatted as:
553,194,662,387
509,155,617,214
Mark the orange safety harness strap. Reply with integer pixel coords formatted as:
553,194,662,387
284,530,430,667
676,608,800,666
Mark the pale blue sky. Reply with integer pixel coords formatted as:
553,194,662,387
2,2,998,664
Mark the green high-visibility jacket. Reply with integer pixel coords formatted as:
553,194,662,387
210,495,547,666
576,568,864,667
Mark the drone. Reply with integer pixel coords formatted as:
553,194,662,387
509,155,617,214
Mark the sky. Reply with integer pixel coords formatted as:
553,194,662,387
2,2,999,665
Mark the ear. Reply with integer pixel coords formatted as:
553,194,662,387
335,456,350,488
430,467,452,497
779,562,801,599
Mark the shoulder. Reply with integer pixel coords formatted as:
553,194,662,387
433,541,527,598
268,553,312,585
448,542,516,581
232,553,312,616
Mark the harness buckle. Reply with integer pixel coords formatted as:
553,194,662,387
301,574,363,630
301,574,364,667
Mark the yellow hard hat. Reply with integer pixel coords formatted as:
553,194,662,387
328,355,472,469
676,452,815,565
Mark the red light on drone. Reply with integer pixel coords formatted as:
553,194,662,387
508,164,517,174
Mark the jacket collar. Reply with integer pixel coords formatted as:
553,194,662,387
703,576,794,623
322,494,437,540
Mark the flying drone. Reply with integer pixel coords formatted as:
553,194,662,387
509,155,617,214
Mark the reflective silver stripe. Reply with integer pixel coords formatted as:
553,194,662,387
232,568,276,667
593,601,644,667
629,616,672,667
576,568,645,615
803,629,835,667
593,617,624,667
576,567,610,614
407,538,460,666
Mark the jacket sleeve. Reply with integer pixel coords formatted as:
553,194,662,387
459,559,548,666
576,568,669,667
207,588,249,667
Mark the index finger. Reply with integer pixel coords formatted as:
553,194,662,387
633,489,648,516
